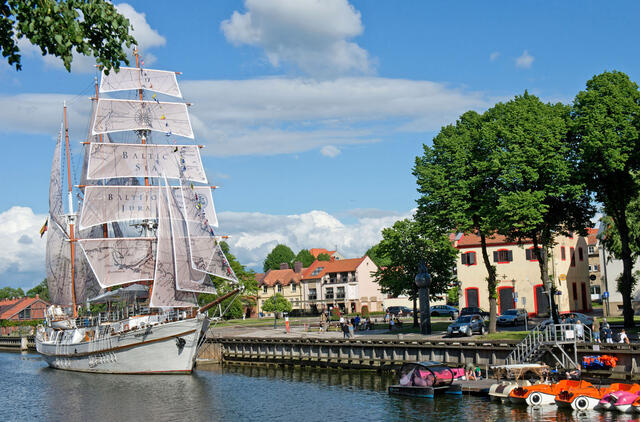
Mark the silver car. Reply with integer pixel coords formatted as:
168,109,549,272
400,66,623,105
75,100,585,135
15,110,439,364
497,309,528,326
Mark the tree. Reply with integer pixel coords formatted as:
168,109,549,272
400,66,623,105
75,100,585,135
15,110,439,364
571,71,640,327
366,243,391,268
261,293,293,313
1,0,137,72
414,110,503,333
317,253,331,262
27,279,50,302
0,286,25,300
263,244,295,272
485,92,594,323
372,219,458,328
294,249,315,268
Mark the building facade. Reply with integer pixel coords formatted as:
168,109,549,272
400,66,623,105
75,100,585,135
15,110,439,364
256,262,305,317
0,295,49,335
586,228,604,302
456,233,591,317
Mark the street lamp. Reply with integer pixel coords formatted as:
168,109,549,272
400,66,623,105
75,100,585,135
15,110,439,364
415,261,432,335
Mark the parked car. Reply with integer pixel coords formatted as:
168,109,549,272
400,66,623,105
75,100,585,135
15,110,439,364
430,305,459,319
497,308,529,326
460,306,490,319
387,306,413,316
447,314,486,337
539,312,594,328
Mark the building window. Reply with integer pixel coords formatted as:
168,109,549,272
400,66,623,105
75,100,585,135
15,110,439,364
578,247,584,261
277,284,282,293
337,287,345,299
329,274,337,283
561,246,566,261
572,283,578,300
18,308,30,320
493,249,513,264
263,286,268,293
593,264,599,271
340,272,349,283
325,288,334,299
309,288,317,300
588,245,595,255
461,251,476,265
570,247,575,267
292,283,296,292
311,266,324,276
525,247,540,261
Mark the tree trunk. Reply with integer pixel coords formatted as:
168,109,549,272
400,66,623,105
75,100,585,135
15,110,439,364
478,230,498,333
533,233,559,324
613,209,635,328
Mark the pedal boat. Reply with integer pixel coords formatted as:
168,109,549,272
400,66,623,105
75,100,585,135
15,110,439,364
509,380,578,406
555,381,618,411
597,383,640,412
388,361,462,398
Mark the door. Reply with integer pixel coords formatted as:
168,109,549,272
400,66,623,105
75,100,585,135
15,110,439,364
535,285,549,316
581,283,588,312
465,288,479,308
498,287,515,314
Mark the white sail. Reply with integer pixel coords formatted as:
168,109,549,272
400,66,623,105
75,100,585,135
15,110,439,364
100,67,182,98
166,181,217,294
49,127,65,229
77,238,156,288
46,220,73,306
79,185,216,229
92,98,194,139
149,180,197,308
181,181,238,282
74,225,104,303
87,143,207,183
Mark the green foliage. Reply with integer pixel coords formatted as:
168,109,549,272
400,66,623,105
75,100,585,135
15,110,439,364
26,279,49,302
263,244,296,272
0,286,25,300
447,287,459,306
0,319,42,327
571,71,640,327
261,293,292,313
1,0,137,72
294,249,315,267
317,253,331,262
599,182,640,262
371,219,458,299
366,243,391,267
360,305,369,318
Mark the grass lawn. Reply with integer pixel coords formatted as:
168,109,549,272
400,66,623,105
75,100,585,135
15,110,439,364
477,331,528,341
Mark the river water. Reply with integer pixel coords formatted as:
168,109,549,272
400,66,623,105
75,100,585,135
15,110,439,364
2,351,638,422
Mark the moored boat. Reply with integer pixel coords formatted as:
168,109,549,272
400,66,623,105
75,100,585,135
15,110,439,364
509,380,578,406
388,362,462,398
555,380,615,411
597,383,640,412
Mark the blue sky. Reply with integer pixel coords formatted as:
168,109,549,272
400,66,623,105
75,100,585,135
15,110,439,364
0,0,637,289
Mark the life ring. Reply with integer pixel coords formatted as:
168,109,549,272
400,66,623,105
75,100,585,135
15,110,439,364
574,396,590,411
529,392,543,406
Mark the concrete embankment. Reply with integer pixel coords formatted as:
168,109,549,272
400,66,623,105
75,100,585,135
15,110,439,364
0,336,33,351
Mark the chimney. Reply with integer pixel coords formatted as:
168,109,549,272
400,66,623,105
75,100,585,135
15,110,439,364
280,262,290,270
294,261,303,273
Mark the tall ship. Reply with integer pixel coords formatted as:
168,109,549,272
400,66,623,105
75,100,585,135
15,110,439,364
35,54,240,374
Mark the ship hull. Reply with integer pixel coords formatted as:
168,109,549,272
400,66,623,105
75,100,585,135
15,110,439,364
36,316,209,374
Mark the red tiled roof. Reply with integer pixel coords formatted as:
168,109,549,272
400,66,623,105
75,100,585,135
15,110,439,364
0,297,48,320
260,269,304,287
587,227,598,245
456,233,529,248
302,257,366,280
309,248,336,258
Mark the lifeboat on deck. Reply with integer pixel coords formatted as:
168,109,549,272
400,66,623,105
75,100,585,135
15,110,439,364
598,383,640,412
555,381,620,411
509,380,579,406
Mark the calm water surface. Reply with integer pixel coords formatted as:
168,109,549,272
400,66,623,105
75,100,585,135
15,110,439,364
2,351,639,422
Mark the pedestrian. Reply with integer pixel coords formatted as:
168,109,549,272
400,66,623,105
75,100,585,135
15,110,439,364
355,314,361,330
320,311,327,332
465,363,476,380
575,320,584,341
366,317,373,330
592,317,601,343
603,325,613,343
348,322,355,338
602,318,610,330
342,322,350,339
561,315,567,324
384,311,390,323
619,329,630,344
389,317,395,331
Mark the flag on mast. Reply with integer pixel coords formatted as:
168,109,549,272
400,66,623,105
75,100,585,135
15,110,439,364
40,218,48,238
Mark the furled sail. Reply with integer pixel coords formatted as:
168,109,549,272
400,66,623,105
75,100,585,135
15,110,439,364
166,181,217,294
92,98,194,138
99,67,182,98
49,127,65,229
149,180,197,308
79,185,216,229
87,143,207,183
46,220,73,306
77,237,156,288
181,181,238,282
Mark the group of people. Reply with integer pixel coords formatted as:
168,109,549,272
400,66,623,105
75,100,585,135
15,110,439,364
589,317,630,344
319,312,373,337
383,311,403,330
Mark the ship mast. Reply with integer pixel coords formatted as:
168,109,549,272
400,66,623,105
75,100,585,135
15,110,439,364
63,102,78,318
94,78,109,239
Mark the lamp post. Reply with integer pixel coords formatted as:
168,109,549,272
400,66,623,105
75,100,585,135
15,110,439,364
415,261,432,335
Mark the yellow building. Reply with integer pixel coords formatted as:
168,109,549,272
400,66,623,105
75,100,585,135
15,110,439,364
256,263,305,316
455,233,591,316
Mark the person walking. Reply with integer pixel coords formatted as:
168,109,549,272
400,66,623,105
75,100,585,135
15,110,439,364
592,317,601,343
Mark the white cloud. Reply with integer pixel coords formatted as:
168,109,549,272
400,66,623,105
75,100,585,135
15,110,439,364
320,145,341,157
221,0,373,76
490,52,500,62
219,209,412,270
0,207,47,275
515,50,534,69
